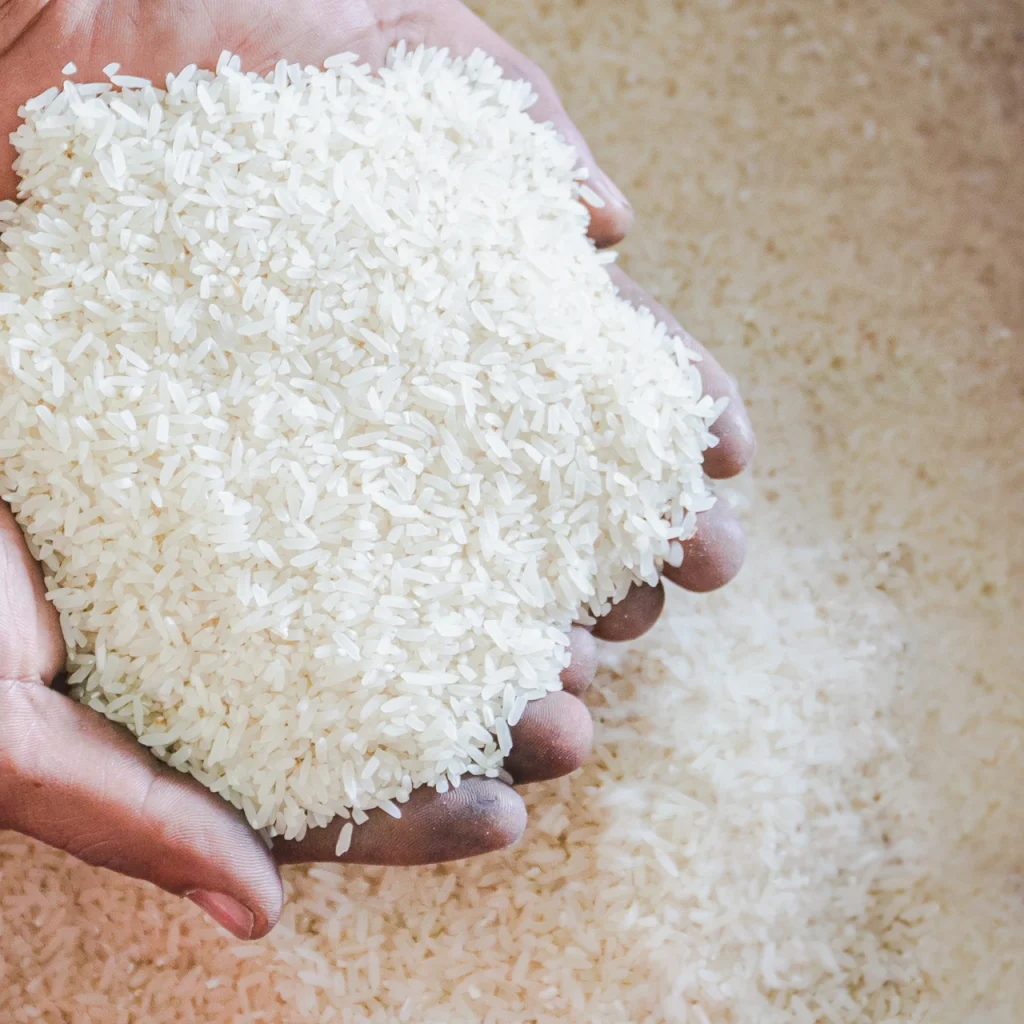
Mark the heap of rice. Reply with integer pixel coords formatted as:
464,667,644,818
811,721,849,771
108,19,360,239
0,47,721,839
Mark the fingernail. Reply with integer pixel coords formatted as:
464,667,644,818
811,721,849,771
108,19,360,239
596,168,631,210
186,890,255,939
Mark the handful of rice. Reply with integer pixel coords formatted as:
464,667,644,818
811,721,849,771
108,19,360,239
0,47,720,840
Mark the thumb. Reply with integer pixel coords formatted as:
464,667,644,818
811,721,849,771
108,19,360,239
0,678,282,939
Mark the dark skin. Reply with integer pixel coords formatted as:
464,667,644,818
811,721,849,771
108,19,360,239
0,0,756,938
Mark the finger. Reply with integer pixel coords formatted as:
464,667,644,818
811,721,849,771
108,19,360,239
447,7,633,248
561,625,598,697
664,499,747,594
0,679,282,940
607,266,756,479
591,581,666,643
503,690,593,785
273,777,526,866
0,501,65,685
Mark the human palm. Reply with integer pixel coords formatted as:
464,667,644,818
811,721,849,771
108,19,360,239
0,0,754,939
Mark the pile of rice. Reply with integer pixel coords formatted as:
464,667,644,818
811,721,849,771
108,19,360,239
0,48,720,839
1,0,1021,1021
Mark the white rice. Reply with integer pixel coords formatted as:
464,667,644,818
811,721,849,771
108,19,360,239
0,45,720,839
334,823,353,858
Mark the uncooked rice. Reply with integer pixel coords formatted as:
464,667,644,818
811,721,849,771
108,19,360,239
0,46,721,839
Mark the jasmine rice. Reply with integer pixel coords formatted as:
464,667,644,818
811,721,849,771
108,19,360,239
0,46,720,839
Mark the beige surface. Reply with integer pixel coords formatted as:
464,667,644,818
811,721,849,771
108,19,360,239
1,0,1022,1020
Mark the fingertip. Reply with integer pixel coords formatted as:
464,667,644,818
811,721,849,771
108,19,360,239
272,778,526,867
186,890,257,941
586,185,635,250
591,581,666,643
663,500,747,594
185,853,283,939
561,625,598,696
505,691,593,785
462,779,528,854
148,775,285,939
704,403,757,480
238,855,284,939
250,894,282,940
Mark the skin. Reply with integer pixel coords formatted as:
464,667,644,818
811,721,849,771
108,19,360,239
0,0,756,939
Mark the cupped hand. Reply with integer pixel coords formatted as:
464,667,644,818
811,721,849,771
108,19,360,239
0,0,755,938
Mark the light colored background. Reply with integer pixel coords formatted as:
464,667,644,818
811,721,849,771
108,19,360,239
1,0,1021,1020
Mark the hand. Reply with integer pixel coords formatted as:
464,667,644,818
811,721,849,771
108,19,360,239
0,0,755,938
